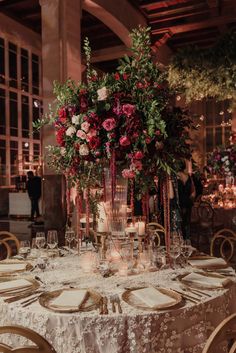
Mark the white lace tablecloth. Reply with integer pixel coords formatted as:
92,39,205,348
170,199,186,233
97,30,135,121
0,255,235,353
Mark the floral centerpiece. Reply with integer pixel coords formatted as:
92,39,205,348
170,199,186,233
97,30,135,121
207,145,236,177
34,27,194,244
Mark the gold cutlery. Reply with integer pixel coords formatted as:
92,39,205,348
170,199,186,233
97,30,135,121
172,289,200,304
4,289,43,303
110,295,116,313
103,296,108,314
21,295,40,307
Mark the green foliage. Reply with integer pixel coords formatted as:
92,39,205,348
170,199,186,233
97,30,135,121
168,31,236,104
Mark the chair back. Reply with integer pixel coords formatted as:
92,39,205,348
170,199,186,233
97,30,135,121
146,222,165,247
202,313,236,353
210,228,236,262
197,201,214,224
0,325,56,353
0,232,20,259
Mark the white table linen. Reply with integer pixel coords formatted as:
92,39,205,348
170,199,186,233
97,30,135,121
0,256,235,353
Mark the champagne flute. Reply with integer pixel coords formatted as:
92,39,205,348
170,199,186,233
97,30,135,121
47,230,58,249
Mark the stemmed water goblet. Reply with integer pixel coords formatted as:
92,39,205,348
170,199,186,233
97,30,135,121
181,240,193,266
35,232,46,251
19,240,31,259
65,228,75,251
47,230,58,250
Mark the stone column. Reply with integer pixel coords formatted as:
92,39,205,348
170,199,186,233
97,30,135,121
40,0,82,242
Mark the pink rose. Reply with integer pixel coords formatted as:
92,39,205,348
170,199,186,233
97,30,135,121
134,151,144,160
76,130,87,139
81,121,90,133
145,137,151,144
119,136,130,146
133,160,143,171
122,104,136,117
122,169,135,179
102,118,116,131
87,128,97,138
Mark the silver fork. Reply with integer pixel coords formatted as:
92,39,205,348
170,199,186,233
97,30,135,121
110,295,116,313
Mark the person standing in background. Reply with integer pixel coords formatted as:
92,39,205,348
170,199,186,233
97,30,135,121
26,171,41,221
177,161,196,239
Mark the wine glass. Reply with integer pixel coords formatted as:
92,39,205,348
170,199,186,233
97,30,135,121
169,244,181,269
65,228,75,250
47,230,58,249
19,240,30,259
181,240,194,266
35,232,46,251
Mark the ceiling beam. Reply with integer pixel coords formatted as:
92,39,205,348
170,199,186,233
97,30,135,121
150,9,209,25
152,14,236,35
147,3,206,19
140,0,191,11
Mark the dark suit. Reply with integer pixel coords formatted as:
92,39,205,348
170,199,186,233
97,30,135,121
27,176,41,219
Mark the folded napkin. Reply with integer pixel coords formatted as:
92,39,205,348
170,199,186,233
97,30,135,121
183,272,230,288
188,257,227,269
132,287,176,309
0,279,32,293
50,289,88,309
0,263,27,273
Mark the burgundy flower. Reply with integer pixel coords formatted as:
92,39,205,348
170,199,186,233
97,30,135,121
102,118,116,131
119,136,130,146
134,151,144,160
123,73,129,80
88,136,101,150
145,137,151,144
56,127,66,146
122,104,136,117
79,96,88,113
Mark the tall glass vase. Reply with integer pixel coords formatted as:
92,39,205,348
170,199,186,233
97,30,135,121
104,168,128,239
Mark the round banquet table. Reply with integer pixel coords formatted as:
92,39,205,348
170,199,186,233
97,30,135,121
0,256,236,353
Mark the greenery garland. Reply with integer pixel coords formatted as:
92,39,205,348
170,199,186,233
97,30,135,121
167,31,236,105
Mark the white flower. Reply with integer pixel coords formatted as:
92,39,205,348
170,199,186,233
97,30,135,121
60,147,66,156
72,115,80,125
97,87,109,101
79,144,89,156
225,160,230,165
65,126,76,137
225,167,229,172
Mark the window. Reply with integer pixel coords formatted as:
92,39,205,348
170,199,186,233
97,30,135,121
32,99,42,140
9,91,18,136
21,48,29,92
33,143,40,160
22,95,29,138
8,42,17,88
22,141,29,163
0,38,5,84
0,89,6,134
205,99,232,153
10,140,18,185
32,53,39,95
0,139,6,186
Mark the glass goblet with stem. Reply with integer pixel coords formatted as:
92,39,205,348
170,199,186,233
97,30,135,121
181,241,193,266
35,232,46,255
169,244,181,269
47,230,58,250
65,228,75,251
19,240,31,259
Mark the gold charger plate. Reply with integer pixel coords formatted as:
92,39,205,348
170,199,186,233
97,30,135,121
0,260,33,276
39,288,102,313
188,256,228,270
122,286,182,311
178,271,232,290
0,276,40,297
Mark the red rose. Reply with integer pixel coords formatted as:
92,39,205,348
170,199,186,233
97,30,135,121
136,82,143,89
119,136,130,146
88,136,100,150
134,151,144,159
133,160,142,171
58,107,67,123
123,73,129,80
114,72,120,80
155,130,161,136
145,137,151,144
56,127,66,146
80,97,88,112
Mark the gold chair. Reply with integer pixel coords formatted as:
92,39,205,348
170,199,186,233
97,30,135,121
202,313,236,353
0,325,57,353
210,229,236,263
0,232,20,259
146,222,165,247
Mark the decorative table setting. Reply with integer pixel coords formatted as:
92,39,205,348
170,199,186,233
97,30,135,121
0,251,235,353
